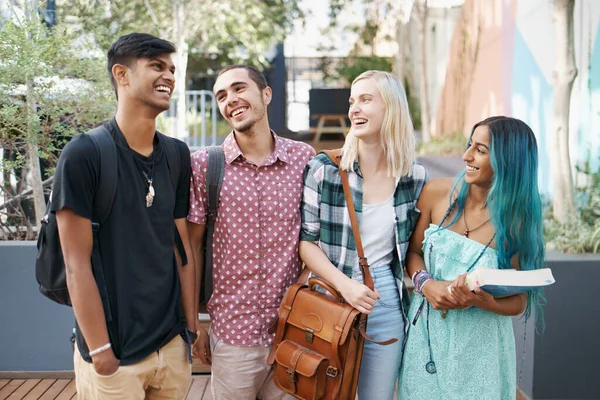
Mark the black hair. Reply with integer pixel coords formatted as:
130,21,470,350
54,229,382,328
107,33,176,98
216,65,268,91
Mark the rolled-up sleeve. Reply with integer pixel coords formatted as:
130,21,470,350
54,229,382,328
412,163,429,203
300,158,324,242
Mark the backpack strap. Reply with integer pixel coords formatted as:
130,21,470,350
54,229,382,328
85,124,117,323
206,146,225,219
156,132,188,266
201,146,225,303
87,126,117,225
158,132,181,190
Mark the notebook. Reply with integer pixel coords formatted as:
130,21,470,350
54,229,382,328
465,267,555,297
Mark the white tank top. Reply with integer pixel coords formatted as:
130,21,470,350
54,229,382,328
359,194,395,269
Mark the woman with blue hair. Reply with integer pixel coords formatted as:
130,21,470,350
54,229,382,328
398,116,545,399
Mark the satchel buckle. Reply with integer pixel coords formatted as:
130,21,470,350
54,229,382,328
355,320,366,340
287,368,296,383
326,366,338,378
304,328,314,343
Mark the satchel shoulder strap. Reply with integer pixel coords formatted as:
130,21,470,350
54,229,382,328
322,149,374,292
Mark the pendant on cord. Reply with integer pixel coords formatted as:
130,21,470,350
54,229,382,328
426,361,437,374
146,179,155,207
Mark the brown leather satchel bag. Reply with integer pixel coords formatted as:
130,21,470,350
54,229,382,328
267,150,397,400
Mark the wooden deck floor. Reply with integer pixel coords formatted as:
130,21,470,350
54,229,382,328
0,376,212,400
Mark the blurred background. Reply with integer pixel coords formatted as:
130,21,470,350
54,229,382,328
0,2,599,399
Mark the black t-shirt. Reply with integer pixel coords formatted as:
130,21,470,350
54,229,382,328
51,119,191,365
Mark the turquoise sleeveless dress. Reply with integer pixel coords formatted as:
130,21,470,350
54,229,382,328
398,224,516,400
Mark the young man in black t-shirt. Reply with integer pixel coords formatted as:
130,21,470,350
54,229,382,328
53,33,196,399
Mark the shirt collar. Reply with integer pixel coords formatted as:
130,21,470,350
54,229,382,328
222,130,290,165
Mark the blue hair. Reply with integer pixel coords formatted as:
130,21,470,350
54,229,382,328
443,116,546,324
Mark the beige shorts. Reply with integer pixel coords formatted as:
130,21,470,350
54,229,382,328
74,335,192,400
209,330,294,400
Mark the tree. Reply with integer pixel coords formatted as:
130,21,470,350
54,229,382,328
327,0,431,135
436,0,482,137
413,0,432,142
0,1,114,239
62,0,300,138
550,0,577,223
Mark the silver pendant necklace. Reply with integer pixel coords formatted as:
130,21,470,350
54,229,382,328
142,170,155,207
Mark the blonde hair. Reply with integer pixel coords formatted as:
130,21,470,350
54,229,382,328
340,70,416,178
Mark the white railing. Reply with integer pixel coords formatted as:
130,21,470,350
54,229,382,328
184,90,218,148
160,90,219,149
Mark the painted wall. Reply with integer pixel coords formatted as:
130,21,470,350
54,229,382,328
463,0,600,195
0,242,75,371
513,252,600,399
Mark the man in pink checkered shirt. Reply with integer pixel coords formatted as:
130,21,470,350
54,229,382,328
187,65,315,399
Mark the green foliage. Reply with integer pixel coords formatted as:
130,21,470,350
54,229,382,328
0,18,114,171
403,76,421,131
417,131,467,156
575,158,600,226
318,55,392,86
156,113,231,138
544,213,600,254
336,56,393,86
59,0,301,72
0,11,114,239
544,158,600,253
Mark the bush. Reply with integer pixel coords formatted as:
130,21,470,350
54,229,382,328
543,158,600,253
417,131,466,156
0,19,114,240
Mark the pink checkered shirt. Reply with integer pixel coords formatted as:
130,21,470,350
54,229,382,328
188,132,315,346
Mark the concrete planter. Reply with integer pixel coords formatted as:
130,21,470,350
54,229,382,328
0,241,74,374
513,251,600,400
2,239,599,398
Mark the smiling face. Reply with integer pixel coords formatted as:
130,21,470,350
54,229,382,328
213,68,272,134
348,77,386,142
462,125,494,186
116,53,175,112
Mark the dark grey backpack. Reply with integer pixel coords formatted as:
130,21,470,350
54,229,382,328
199,146,225,307
36,125,182,307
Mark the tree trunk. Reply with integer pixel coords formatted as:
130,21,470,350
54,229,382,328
394,21,406,83
436,0,482,137
25,0,46,233
416,0,432,142
173,0,188,139
26,82,46,232
551,0,577,223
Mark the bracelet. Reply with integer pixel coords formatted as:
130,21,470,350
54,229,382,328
89,343,112,357
411,269,425,283
414,271,433,295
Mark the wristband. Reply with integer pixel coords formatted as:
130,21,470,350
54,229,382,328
89,343,112,357
414,271,433,295
411,269,425,283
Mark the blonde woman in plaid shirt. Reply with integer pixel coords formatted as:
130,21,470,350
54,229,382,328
300,70,428,400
